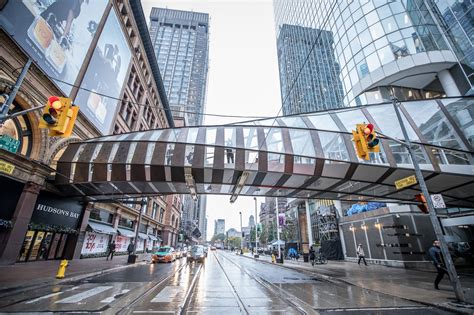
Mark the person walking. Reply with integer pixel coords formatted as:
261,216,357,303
127,241,135,255
106,241,116,260
429,240,446,290
309,246,316,266
357,244,368,266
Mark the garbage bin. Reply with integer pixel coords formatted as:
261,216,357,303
303,253,309,262
277,256,284,264
127,254,137,264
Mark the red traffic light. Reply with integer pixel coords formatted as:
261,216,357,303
415,193,428,213
364,123,374,135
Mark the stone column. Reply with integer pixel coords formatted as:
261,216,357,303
0,182,41,265
68,202,93,260
304,200,313,251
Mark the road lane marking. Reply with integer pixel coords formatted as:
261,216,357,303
100,289,131,303
55,286,113,303
150,286,182,303
25,292,63,304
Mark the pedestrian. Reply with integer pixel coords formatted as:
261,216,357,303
127,241,135,255
106,241,116,260
357,244,367,266
309,246,316,266
429,240,446,290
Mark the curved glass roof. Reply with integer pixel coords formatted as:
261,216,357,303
56,97,474,207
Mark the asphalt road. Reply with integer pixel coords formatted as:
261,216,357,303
0,251,456,314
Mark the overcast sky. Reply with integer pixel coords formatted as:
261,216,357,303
141,0,282,239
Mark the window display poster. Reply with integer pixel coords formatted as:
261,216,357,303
0,0,108,95
81,231,109,255
115,235,130,252
74,9,132,135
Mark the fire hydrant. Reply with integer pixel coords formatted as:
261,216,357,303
56,259,68,279
271,253,276,264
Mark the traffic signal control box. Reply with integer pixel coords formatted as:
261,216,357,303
39,97,79,137
415,193,429,213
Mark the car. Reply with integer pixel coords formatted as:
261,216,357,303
187,245,206,263
203,245,209,257
210,246,216,251
152,246,176,263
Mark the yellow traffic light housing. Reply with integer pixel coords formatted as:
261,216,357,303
351,123,380,160
39,96,79,137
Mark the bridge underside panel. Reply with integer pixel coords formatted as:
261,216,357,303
55,98,474,207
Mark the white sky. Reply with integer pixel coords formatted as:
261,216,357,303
141,0,282,239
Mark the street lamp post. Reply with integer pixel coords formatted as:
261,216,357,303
239,211,243,255
391,96,465,302
131,197,147,263
275,197,281,262
254,197,259,258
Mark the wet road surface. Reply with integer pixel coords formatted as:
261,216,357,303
0,251,456,314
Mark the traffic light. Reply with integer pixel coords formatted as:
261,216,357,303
39,96,79,137
415,193,429,214
351,123,380,160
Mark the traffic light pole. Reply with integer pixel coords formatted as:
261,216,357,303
391,96,465,302
0,59,32,123
132,198,147,257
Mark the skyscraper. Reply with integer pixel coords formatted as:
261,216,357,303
149,8,209,126
214,219,225,236
277,24,344,114
149,8,210,243
273,0,473,108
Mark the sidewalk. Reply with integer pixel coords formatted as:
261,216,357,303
0,254,148,294
241,252,474,313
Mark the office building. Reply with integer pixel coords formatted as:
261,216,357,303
214,219,225,236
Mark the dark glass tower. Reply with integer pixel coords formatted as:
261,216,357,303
277,24,344,114
149,8,209,126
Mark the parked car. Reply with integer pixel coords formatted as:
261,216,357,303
203,245,209,257
152,246,176,263
210,246,216,251
187,245,206,263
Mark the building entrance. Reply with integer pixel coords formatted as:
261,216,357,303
18,230,69,262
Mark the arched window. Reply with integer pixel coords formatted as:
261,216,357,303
0,101,33,156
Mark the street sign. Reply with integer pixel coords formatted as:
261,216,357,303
0,160,15,175
431,194,446,209
0,135,20,153
395,175,417,190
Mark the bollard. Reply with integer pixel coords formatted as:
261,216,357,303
271,254,276,263
56,259,68,279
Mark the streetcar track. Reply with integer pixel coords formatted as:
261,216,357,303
217,251,312,314
212,252,250,315
178,262,203,315
115,260,188,315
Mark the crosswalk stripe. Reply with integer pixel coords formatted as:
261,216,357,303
150,286,182,303
55,286,113,304
25,292,63,304
100,289,131,303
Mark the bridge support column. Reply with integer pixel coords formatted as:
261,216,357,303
0,182,41,265
68,203,93,260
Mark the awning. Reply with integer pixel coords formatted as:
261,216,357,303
148,235,158,241
138,232,148,240
117,227,136,238
88,221,117,235
271,240,286,246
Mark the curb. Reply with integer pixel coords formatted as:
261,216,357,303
0,260,148,298
238,253,472,315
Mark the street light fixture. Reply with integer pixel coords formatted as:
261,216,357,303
230,171,249,203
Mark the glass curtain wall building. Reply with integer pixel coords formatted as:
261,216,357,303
273,0,473,108
277,24,345,114
149,8,210,243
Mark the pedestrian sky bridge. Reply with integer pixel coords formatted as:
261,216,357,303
55,97,474,208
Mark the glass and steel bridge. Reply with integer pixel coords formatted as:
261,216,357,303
55,97,474,207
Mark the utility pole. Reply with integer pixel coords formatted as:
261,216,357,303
275,197,282,262
0,59,32,123
132,197,147,261
392,96,465,302
239,211,243,255
254,197,259,258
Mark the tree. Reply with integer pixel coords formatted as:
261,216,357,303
259,224,268,246
210,233,226,244
280,215,297,242
227,236,241,248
